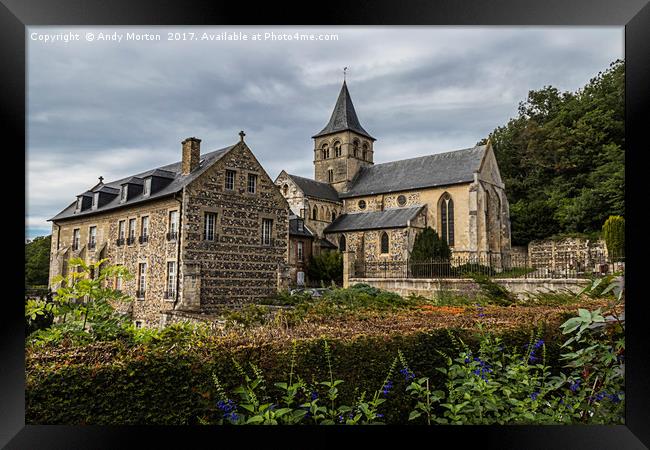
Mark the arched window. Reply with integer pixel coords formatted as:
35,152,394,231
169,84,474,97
312,206,318,220
322,143,330,159
334,141,341,158
439,193,455,246
328,169,334,182
320,206,325,220
362,143,369,161
339,235,346,251
282,184,289,196
352,139,359,158
380,232,389,254
331,211,337,221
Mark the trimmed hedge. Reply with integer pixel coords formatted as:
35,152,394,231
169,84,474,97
26,322,566,425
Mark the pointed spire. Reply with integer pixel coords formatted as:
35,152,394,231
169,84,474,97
312,80,375,141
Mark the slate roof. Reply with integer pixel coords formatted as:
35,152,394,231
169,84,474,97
50,145,236,221
340,145,486,198
289,215,314,238
312,81,375,141
317,238,338,249
286,173,341,203
324,206,425,233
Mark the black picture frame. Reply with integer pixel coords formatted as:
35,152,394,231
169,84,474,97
3,0,648,447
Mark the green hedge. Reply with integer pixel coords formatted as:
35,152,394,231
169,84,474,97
26,325,564,425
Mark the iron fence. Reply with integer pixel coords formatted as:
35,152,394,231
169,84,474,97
353,251,624,279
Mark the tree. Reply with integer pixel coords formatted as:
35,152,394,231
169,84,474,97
490,60,625,245
410,227,451,261
25,235,51,287
602,216,624,261
306,251,343,285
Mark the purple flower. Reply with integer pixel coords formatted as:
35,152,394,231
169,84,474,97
400,368,416,381
376,413,384,418
569,380,581,393
381,380,393,396
310,391,319,401
533,339,544,350
530,391,539,400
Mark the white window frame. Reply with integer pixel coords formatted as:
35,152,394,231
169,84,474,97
297,241,304,261
120,185,128,202
128,218,136,240
76,197,83,210
118,220,126,240
247,173,257,194
225,170,236,190
141,216,149,238
89,226,97,246
169,211,178,234
262,219,273,246
92,192,99,209
72,228,80,250
138,263,147,296
167,261,176,297
204,212,216,241
143,178,152,196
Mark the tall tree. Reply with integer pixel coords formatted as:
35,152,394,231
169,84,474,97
25,235,51,287
489,60,624,245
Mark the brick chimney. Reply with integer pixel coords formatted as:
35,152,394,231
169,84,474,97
181,137,201,175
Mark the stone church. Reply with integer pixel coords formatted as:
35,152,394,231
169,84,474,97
275,80,511,275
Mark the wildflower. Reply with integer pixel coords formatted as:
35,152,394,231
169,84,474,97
338,415,344,423
399,367,416,381
533,339,544,350
310,391,319,401
376,413,384,418
530,391,539,401
217,399,237,414
381,380,393,396
569,380,581,393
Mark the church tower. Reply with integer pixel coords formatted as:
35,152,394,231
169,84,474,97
312,80,376,193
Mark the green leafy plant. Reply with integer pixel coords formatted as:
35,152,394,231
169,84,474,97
602,215,624,261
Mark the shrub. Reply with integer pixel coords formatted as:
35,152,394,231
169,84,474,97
307,251,343,285
602,216,624,261
410,227,451,261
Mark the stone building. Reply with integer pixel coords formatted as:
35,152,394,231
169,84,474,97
48,133,289,328
287,215,314,284
276,80,512,273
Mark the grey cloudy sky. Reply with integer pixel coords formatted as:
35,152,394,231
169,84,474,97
26,26,623,239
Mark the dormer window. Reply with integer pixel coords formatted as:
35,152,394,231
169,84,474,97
143,178,152,196
76,197,83,211
297,220,304,232
92,192,99,209
120,185,128,203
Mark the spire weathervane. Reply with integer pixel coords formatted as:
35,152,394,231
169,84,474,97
343,66,348,82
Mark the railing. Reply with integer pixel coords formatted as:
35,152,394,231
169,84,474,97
139,235,148,244
166,231,178,242
136,290,146,299
127,236,136,245
116,238,125,246
88,241,96,250
353,252,624,280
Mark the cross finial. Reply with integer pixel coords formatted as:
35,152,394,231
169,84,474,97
239,130,246,142
343,66,348,82
98,176,104,184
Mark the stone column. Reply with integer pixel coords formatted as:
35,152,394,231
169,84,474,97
178,262,201,311
276,262,291,293
343,251,356,288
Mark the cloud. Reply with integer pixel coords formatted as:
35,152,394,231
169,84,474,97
26,26,623,236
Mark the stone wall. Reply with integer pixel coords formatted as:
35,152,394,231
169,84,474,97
50,196,181,328
528,237,608,273
180,142,289,311
348,277,590,300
